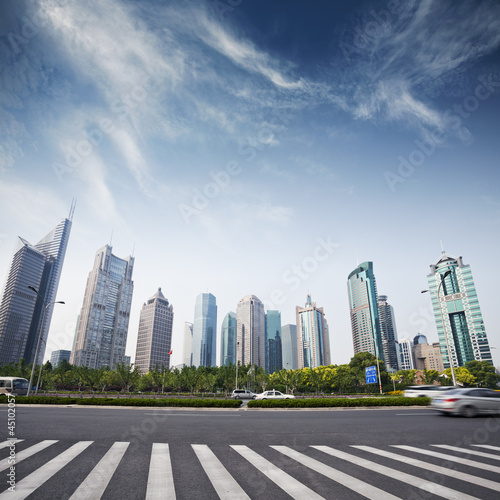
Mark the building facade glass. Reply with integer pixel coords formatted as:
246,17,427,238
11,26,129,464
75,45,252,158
377,295,399,372
220,311,236,366
182,322,193,367
50,349,71,368
191,292,217,367
427,250,492,367
397,339,414,370
236,295,265,369
71,245,134,369
281,324,298,370
265,310,281,373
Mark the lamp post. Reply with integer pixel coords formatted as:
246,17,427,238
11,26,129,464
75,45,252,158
27,286,65,397
235,341,240,390
421,269,457,386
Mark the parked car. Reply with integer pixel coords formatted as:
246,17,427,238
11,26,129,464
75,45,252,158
254,390,295,400
231,389,256,400
404,385,457,398
431,388,500,417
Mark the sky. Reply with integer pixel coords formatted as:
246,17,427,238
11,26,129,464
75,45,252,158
1,0,499,369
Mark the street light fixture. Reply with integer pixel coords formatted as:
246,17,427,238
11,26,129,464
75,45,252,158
27,285,65,397
421,269,457,386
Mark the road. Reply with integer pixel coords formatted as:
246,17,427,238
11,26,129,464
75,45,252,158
1,405,500,499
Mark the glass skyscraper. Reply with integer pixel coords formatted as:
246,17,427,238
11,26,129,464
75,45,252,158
265,310,282,373
135,288,173,374
281,324,298,370
182,322,193,367
0,217,72,366
296,295,330,368
427,250,492,367
71,245,134,369
191,292,217,367
236,295,265,369
220,311,236,366
377,295,399,372
347,261,384,362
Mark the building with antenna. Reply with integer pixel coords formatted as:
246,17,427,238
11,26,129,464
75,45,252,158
0,212,72,366
426,249,492,367
71,245,134,369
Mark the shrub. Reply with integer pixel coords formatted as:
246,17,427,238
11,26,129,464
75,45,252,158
247,396,431,408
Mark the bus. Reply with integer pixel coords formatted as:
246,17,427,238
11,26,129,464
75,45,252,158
0,377,29,396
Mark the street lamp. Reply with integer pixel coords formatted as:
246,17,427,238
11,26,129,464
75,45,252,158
421,269,457,386
235,341,240,389
27,286,65,397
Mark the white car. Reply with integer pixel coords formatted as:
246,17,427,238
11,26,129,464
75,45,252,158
431,388,500,417
254,390,295,400
404,385,457,398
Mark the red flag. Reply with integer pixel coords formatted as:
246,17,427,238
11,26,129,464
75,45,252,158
168,350,173,355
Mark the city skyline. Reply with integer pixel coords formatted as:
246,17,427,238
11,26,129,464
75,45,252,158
1,1,499,369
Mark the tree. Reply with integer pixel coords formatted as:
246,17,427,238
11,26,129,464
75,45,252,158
114,362,141,392
349,352,387,391
442,367,476,387
465,360,500,388
422,369,439,385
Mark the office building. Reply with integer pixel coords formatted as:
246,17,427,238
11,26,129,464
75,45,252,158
281,324,298,370
134,288,173,374
427,250,493,367
413,341,444,371
236,295,265,369
347,261,384,361
71,245,134,369
413,333,428,345
50,349,71,367
191,292,217,367
377,295,399,371
182,322,193,367
220,312,237,366
265,310,281,373
0,216,72,366
296,295,330,368
397,339,414,370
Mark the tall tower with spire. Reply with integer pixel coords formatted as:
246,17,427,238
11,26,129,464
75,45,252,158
426,249,492,367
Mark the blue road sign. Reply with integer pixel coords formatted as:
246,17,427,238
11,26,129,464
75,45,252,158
365,365,377,384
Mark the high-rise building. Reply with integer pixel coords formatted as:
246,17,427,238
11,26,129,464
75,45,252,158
413,341,444,371
265,310,281,373
377,295,399,372
191,292,217,367
427,250,492,367
134,288,173,374
182,322,193,367
347,261,384,362
50,349,71,367
0,216,72,366
296,295,330,368
397,339,414,370
220,312,237,366
413,333,428,345
70,245,134,369
281,324,298,370
236,295,265,369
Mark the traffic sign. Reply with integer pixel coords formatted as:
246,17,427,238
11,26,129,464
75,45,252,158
365,365,377,384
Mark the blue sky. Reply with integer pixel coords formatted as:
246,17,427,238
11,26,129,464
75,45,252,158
1,0,499,368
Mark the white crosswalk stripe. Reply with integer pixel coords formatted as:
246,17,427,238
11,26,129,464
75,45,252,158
472,444,500,452
0,441,498,499
0,440,57,472
0,440,24,450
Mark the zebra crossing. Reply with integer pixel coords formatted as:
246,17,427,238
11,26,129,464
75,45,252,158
1,439,500,499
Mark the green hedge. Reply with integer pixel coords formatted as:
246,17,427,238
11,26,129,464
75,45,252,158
0,395,241,408
247,396,431,408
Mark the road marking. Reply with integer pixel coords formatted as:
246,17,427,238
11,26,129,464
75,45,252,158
143,413,240,417
69,442,129,499
395,413,435,415
192,444,250,500
432,445,500,461
0,441,93,500
313,446,479,500
472,444,500,452
146,443,176,500
0,440,58,472
392,445,500,473
0,439,24,449
353,445,500,492
231,445,323,499
272,446,400,500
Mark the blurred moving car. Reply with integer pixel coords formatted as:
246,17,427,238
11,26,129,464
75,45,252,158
404,385,457,398
431,388,500,417
254,390,295,400
231,389,256,399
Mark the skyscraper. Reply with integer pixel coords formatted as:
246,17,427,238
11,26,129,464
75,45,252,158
296,295,330,369
427,250,492,367
236,295,265,369
397,339,414,370
265,310,281,373
377,295,399,372
182,322,193,367
134,288,173,374
50,349,71,367
281,324,298,370
347,261,384,362
0,216,72,366
191,292,217,367
220,311,236,366
71,245,134,369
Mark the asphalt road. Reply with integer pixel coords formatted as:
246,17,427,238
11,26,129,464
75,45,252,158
1,405,500,499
